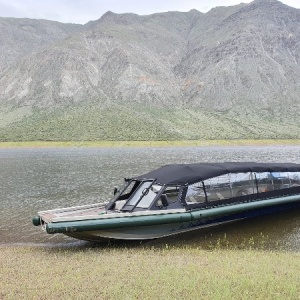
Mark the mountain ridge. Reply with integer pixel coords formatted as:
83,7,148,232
0,0,300,141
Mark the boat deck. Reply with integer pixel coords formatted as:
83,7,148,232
39,203,107,223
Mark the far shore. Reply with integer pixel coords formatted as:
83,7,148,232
1,139,300,149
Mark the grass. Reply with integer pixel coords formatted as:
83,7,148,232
1,139,300,148
0,246,299,299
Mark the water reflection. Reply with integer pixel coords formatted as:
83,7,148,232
0,146,299,250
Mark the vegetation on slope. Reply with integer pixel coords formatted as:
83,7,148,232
1,102,299,141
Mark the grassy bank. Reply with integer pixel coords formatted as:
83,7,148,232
0,246,299,299
1,139,300,148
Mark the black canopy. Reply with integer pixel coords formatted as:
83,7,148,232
134,162,300,185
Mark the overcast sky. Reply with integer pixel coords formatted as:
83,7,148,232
0,0,299,24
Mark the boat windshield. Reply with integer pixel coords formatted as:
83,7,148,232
122,181,163,210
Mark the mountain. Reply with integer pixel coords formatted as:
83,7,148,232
0,18,81,73
0,0,300,141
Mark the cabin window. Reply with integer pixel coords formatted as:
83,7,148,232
230,172,255,197
287,172,300,187
164,186,181,203
155,186,181,207
184,170,300,207
270,172,290,190
256,172,274,193
204,174,231,201
203,172,256,202
255,171,300,192
186,182,206,203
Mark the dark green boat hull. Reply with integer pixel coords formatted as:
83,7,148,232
41,194,300,240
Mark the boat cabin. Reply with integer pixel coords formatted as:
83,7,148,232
106,162,300,213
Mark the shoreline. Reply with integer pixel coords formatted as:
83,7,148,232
1,139,300,148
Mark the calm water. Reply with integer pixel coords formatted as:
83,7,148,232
0,146,299,250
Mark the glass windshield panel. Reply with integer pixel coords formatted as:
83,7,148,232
127,181,153,206
136,184,162,208
137,184,163,208
117,180,139,200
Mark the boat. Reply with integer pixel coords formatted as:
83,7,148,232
32,162,300,242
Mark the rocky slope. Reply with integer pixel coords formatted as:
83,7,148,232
0,0,300,141
0,18,81,73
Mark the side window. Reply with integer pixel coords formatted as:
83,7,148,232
230,172,255,197
255,172,300,193
288,172,300,187
270,172,290,190
204,174,231,202
166,186,180,203
156,186,180,207
256,172,273,193
186,182,206,203
203,172,257,201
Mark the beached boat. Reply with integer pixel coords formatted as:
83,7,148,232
32,162,300,242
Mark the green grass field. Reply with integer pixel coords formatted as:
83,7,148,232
1,246,299,299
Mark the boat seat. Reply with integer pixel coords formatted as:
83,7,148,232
161,194,169,207
114,200,126,210
187,196,196,203
187,195,206,203
216,192,225,200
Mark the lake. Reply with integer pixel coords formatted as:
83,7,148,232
0,146,299,250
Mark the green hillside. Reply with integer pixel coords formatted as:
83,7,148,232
1,102,299,141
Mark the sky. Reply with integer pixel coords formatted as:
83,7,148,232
0,0,299,24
